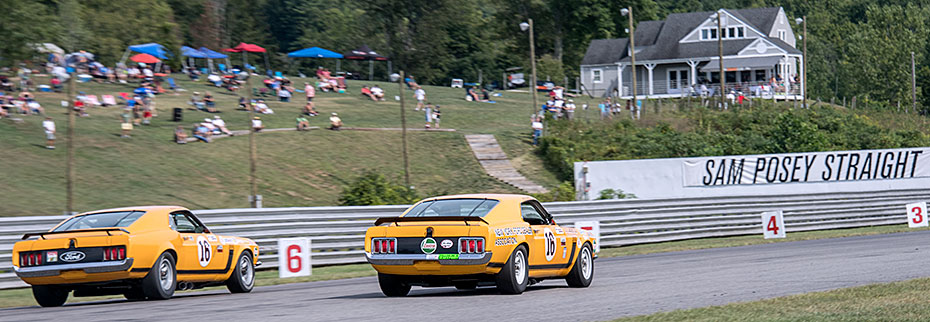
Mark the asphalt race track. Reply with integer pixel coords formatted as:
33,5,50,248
4,230,930,322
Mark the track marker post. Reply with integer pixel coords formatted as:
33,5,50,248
761,210,785,239
906,202,928,228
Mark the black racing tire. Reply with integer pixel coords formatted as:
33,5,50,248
565,243,594,288
495,245,529,294
378,273,411,297
226,251,255,293
142,252,176,300
32,285,69,307
123,287,147,301
453,281,478,290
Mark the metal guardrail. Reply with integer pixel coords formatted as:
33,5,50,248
0,188,926,289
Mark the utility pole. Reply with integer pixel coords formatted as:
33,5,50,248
912,51,917,112
528,19,538,116
802,16,807,109
717,11,725,110
65,70,76,215
626,7,638,119
244,52,259,208
398,71,411,188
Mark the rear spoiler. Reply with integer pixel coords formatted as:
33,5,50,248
374,216,488,226
22,228,131,240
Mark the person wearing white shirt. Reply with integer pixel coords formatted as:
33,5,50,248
564,99,576,120
251,117,264,132
42,117,56,149
531,116,543,146
211,115,231,135
371,86,384,100
414,86,426,111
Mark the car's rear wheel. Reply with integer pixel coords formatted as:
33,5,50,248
32,285,69,307
565,244,594,288
495,245,528,294
142,252,176,300
226,252,255,293
378,273,411,297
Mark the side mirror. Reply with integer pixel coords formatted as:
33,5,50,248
550,219,557,225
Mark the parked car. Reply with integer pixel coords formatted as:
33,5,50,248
13,206,259,307
365,194,597,296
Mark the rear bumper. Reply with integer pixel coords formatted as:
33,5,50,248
14,259,134,278
366,253,492,266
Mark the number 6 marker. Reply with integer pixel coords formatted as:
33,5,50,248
906,202,928,228
761,210,785,239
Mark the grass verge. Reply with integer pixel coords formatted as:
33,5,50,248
0,224,914,308
611,277,930,321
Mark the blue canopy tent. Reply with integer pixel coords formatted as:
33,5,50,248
287,47,344,77
180,46,209,73
119,43,173,71
180,46,230,73
199,47,230,73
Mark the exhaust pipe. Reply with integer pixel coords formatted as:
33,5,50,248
177,282,194,291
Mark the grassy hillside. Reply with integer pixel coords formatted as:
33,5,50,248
0,75,590,216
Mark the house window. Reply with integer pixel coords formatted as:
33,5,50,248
778,30,786,41
702,29,708,40
755,69,767,82
701,28,718,40
738,27,745,38
668,69,690,91
592,69,602,83
728,27,736,38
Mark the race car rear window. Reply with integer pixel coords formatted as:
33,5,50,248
405,199,499,218
52,211,144,232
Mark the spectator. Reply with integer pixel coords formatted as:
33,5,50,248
303,102,319,116
50,77,62,92
481,88,491,101
202,118,220,134
238,96,249,110
552,85,564,100
424,103,432,128
174,125,188,144
564,99,576,120
191,92,206,110
192,123,211,142
278,86,292,102
254,99,274,114
120,118,133,138
361,86,377,101
304,82,315,103
531,116,543,146
296,115,310,131
42,117,55,149
432,105,441,129
466,87,480,102
370,85,385,101
212,115,232,135
414,86,426,110
252,116,264,132
204,91,216,108
405,75,418,89
329,112,342,130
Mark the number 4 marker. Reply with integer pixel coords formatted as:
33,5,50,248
761,210,786,239
906,202,928,228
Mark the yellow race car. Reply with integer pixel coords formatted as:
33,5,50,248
12,206,259,307
365,194,597,296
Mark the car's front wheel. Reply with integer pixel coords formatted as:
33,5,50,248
32,285,69,307
565,243,594,287
378,273,411,297
142,252,176,300
226,252,255,293
495,245,528,294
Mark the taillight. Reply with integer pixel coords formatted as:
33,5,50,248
389,240,395,253
371,238,395,254
476,239,484,253
104,249,110,261
469,240,476,253
103,247,126,261
372,239,381,253
459,238,485,254
460,240,467,253
118,248,126,260
36,254,42,265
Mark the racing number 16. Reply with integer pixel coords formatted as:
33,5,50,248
906,202,928,228
198,239,211,263
761,210,785,239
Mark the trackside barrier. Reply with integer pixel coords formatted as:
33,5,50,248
0,188,927,289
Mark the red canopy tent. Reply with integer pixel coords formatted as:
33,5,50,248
130,53,161,64
225,42,270,74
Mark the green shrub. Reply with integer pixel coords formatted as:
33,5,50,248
338,171,419,206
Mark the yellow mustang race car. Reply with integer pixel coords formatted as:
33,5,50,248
12,206,259,307
365,194,596,296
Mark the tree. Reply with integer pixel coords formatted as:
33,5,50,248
338,171,418,206
0,0,59,66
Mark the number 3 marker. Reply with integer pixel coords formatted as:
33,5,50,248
906,202,928,228
761,210,785,239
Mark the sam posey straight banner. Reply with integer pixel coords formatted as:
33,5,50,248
575,147,930,200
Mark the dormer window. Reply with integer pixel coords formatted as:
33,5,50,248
778,30,786,41
700,26,745,40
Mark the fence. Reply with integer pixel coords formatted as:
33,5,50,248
1,188,927,289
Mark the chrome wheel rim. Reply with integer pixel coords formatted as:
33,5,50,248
581,247,592,280
159,258,173,290
239,256,254,286
513,250,526,283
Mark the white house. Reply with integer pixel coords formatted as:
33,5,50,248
580,7,803,100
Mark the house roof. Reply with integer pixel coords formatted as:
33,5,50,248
582,7,794,65
581,38,628,65
766,38,802,55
